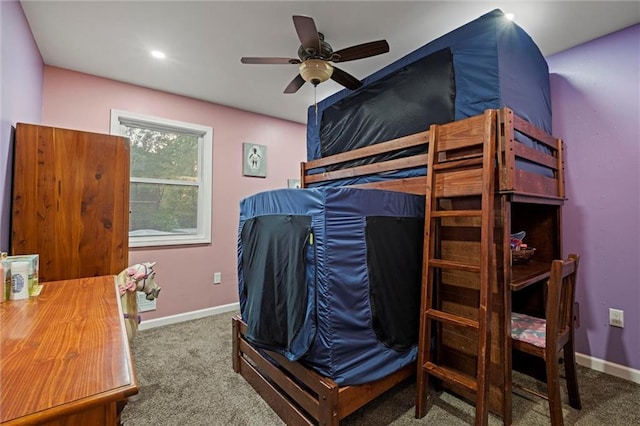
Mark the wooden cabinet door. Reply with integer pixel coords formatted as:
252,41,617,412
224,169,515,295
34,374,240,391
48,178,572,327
11,123,130,282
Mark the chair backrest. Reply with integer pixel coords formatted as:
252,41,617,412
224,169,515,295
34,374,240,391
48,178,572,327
545,254,580,351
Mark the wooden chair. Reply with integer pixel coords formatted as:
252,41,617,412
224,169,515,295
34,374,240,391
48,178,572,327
510,254,581,426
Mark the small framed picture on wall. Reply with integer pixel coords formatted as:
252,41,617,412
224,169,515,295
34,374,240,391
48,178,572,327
287,178,301,189
243,143,267,178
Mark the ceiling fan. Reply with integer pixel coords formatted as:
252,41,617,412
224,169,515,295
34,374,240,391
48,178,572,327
241,15,389,94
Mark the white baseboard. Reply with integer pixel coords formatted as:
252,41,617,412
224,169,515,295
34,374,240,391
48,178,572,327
576,352,640,384
138,302,240,331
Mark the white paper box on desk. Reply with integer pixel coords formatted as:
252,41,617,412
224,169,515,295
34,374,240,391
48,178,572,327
2,254,39,299
9,261,30,300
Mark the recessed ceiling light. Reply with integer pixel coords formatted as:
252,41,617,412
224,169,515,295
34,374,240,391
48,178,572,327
505,13,515,21
151,50,166,59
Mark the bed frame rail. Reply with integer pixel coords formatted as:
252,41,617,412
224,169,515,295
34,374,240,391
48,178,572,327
232,315,415,425
301,131,430,195
301,107,564,204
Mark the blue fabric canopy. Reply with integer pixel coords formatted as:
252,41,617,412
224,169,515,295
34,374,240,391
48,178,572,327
238,187,424,385
306,9,551,162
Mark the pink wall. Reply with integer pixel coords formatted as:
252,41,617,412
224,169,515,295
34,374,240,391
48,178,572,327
548,24,639,370
0,0,44,252
42,66,307,320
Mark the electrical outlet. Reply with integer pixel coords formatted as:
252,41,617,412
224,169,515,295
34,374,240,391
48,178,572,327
213,272,222,284
609,308,624,328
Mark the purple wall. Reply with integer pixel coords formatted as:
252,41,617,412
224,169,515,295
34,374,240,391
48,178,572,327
0,0,44,252
548,24,639,371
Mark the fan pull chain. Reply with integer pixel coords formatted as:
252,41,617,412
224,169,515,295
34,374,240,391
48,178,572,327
314,85,318,125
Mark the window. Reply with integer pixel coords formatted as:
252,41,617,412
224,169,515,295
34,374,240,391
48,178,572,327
110,110,212,247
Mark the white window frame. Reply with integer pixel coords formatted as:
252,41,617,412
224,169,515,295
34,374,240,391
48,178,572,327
110,109,212,248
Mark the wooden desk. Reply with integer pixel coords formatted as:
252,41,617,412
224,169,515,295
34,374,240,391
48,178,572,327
0,276,138,425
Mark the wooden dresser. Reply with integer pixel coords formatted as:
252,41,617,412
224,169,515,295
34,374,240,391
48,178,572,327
0,276,138,425
11,123,130,282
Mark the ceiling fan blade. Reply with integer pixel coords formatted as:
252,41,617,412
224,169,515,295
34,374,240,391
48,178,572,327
332,40,390,62
284,74,306,94
331,66,362,91
292,15,320,53
241,57,300,65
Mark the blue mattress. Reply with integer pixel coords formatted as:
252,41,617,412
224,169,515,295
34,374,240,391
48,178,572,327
238,187,425,385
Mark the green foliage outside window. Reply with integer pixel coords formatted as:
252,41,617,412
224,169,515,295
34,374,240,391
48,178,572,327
123,126,200,234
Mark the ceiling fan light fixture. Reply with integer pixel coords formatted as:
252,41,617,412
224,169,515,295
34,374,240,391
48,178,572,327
299,59,333,86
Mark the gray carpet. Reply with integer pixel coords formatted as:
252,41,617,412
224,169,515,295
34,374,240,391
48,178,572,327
121,311,640,425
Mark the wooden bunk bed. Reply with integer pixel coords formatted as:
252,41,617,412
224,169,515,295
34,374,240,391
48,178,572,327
232,107,565,425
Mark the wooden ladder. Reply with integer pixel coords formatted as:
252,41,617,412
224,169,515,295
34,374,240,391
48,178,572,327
415,109,498,425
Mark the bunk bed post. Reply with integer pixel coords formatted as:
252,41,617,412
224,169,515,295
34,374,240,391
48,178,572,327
499,193,513,425
498,107,514,424
299,161,307,188
232,316,240,373
557,139,566,199
498,108,516,192
415,123,439,418
317,384,339,426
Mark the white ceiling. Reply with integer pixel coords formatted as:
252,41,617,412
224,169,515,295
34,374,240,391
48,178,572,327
20,1,640,124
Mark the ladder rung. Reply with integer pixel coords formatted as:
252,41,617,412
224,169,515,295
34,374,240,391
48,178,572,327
428,258,480,273
424,361,478,393
426,308,479,329
431,209,482,218
433,157,483,171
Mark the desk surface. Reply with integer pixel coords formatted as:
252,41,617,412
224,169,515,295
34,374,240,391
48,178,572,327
510,260,552,291
0,275,138,424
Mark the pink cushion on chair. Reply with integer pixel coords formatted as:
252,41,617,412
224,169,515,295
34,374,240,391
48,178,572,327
511,312,547,348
